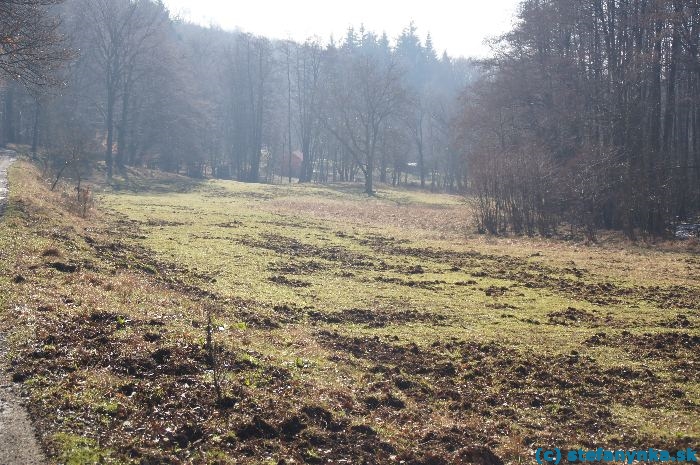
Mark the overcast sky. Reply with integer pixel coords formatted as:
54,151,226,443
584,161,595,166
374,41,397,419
161,0,522,58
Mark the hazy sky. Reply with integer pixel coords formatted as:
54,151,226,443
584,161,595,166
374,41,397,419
161,0,522,58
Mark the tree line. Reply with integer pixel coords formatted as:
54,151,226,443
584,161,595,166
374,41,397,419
0,0,474,195
460,0,700,238
1,0,698,238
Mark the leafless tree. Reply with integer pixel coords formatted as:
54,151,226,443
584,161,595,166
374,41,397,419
325,51,405,194
293,40,323,183
0,0,69,88
78,0,167,179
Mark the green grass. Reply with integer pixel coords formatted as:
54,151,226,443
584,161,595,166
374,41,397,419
1,162,698,464
52,433,117,465
100,177,698,357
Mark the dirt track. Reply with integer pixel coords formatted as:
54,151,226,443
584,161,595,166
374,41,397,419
0,153,46,465
0,153,15,215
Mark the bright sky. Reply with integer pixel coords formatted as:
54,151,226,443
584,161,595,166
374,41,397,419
161,0,522,58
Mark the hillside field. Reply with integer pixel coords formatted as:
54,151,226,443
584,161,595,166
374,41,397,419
0,161,698,464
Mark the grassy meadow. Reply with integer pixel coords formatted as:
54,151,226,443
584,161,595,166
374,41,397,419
0,161,698,464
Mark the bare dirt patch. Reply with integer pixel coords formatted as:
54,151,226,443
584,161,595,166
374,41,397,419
315,330,696,450
272,304,448,327
238,233,388,270
362,233,700,309
268,274,312,288
548,307,600,326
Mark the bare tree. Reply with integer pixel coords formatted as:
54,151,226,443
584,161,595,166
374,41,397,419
293,40,323,183
325,51,405,194
0,0,69,88
78,0,167,179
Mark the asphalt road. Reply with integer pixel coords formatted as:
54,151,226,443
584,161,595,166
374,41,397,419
0,151,47,465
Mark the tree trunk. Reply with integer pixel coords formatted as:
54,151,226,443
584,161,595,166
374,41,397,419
117,81,131,173
106,89,115,179
31,100,40,158
2,86,15,145
364,163,373,194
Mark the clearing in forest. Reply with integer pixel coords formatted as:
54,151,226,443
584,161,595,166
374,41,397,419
0,162,698,464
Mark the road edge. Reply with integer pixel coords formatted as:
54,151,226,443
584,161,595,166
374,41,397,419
0,154,48,465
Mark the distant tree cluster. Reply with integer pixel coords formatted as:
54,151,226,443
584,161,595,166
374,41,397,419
0,0,474,194
458,0,700,239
